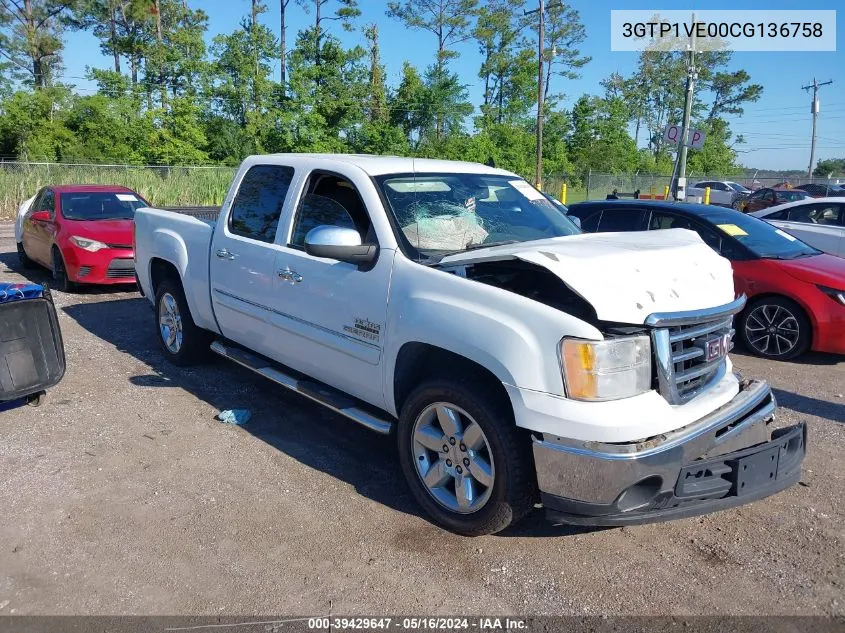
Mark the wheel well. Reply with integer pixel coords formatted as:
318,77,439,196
393,343,511,416
149,258,182,297
741,293,814,340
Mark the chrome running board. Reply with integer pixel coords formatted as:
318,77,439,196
210,340,394,435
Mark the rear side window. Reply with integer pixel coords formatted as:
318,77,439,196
573,209,601,232
788,203,842,225
229,165,295,243
597,208,645,232
38,189,55,213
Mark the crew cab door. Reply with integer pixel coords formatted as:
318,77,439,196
209,163,298,358
266,168,393,407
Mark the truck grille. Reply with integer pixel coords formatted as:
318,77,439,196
646,297,746,405
106,258,135,279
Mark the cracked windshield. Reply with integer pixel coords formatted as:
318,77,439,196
375,173,580,257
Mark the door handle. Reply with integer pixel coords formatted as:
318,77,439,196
277,268,303,283
216,248,235,260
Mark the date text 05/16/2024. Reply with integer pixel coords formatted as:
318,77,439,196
303,618,528,631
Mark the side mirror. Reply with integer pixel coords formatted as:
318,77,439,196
30,210,51,222
304,225,377,265
568,215,582,229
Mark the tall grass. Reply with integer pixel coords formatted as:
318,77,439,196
0,162,236,220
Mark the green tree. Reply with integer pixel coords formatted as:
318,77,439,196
387,0,478,139
295,0,359,70
0,86,76,159
474,0,534,125
812,158,845,178
0,0,77,88
535,3,590,105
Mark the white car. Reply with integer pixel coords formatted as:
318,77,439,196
132,154,805,535
14,194,36,244
686,181,750,207
752,197,845,257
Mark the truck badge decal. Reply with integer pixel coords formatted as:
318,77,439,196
344,318,381,342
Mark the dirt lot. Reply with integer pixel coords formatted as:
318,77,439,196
0,221,843,616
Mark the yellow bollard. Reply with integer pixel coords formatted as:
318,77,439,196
663,185,670,200
560,183,568,204
704,187,711,205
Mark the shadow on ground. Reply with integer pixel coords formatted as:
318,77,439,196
771,388,845,425
60,295,601,538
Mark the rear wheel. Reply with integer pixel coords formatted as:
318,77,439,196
738,296,811,360
51,248,75,293
154,277,211,366
17,242,35,269
397,375,536,536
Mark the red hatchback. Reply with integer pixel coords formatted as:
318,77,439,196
18,185,149,291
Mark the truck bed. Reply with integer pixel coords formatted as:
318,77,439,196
133,206,220,333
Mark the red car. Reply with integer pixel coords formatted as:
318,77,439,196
567,200,845,359
736,187,811,213
18,185,149,291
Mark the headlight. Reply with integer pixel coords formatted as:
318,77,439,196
70,236,108,252
560,336,652,401
818,285,845,306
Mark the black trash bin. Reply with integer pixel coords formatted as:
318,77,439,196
0,283,66,410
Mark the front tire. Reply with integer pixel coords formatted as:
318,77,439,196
397,376,536,536
51,248,75,293
738,296,811,360
154,278,212,366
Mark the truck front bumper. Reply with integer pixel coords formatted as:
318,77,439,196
533,379,806,526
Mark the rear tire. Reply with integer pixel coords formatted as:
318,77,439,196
738,296,811,360
51,248,75,293
397,375,536,536
154,277,212,366
17,242,35,269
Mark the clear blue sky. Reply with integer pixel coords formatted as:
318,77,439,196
60,0,844,171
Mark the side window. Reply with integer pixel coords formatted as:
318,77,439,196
596,208,645,232
749,189,766,200
228,164,295,243
578,210,601,232
765,208,789,220
39,190,56,216
648,211,721,252
811,204,842,226
289,172,374,248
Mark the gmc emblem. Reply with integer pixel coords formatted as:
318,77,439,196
704,334,731,362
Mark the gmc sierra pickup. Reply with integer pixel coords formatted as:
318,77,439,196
133,154,806,535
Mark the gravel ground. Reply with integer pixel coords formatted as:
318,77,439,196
0,221,842,616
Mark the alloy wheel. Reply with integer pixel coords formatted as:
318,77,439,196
158,292,184,354
411,402,495,514
744,303,801,357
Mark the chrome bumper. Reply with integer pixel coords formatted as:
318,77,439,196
533,379,806,525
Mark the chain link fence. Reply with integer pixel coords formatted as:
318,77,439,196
545,171,845,205
0,161,235,220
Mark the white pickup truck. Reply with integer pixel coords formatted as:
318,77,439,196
133,154,806,535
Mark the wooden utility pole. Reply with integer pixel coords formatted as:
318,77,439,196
802,78,833,178
525,0,563,189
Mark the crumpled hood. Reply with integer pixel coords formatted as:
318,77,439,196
440,229,737,324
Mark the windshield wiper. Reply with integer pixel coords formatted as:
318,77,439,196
463,240,519,251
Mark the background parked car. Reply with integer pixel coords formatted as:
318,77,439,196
18,185,149,291
795,183,845,198
566,200,845,360
686,180,750,207
751,197,845,257
735,187,811,213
